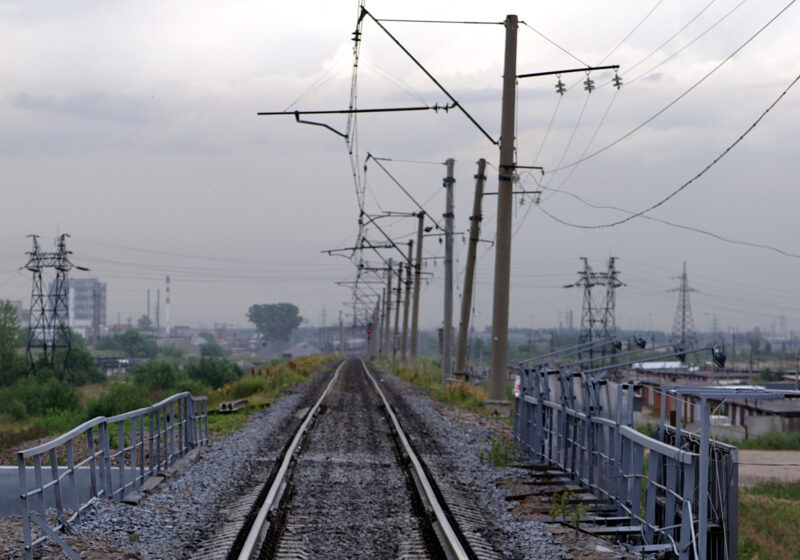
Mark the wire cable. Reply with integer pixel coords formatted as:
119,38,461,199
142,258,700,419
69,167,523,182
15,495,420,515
622,0,721,80
550,0,796,172
537,70,800,230
521,22,589,67
597,0,666,65
622,0,748,87
362,7,498,145
539,187,800,259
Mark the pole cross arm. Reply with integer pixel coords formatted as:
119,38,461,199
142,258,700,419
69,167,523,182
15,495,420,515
257,105,455,139
517,64,620,79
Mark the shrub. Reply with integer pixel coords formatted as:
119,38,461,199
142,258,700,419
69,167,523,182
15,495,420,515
131,360,182,390
33,408,87,434
229,376,270,399
5,398,27,421
170,377,209,396
85,383,153,419
0,375,80,417
186,358,242,389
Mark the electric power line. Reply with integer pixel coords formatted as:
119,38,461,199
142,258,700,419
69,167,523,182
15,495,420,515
536,69,800,232
550,0,796,172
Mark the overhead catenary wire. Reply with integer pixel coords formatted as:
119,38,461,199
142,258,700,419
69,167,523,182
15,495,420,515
536,69,800,230
521,22,589,67
366,153,444,230
537,187,800,259
376,18,502,25
550,0,797,172
361,7,498,145
621,0,747,87
596,0,666,65
620,0,721,80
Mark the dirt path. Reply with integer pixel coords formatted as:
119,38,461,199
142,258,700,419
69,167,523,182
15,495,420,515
738,450,800,486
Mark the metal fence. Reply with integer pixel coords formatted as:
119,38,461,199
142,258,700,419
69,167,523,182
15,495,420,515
513,365,737,560
17,391,209,560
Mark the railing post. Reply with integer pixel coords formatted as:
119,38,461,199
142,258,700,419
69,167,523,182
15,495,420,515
87,426,98,498
148,409,155,476
186,397,195,448
48,448,64,520
679,455,697,560
203,399,209,444
65,440,79,520
17,451,32,560
100,422,113,499
117,420,125,501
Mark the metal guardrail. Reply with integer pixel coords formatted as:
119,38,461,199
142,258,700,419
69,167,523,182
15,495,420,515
513,365,735,560
17,391,209,560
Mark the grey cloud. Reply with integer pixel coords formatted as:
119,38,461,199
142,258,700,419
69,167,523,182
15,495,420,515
15,92,156,124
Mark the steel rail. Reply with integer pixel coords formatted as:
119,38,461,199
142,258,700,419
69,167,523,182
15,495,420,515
360,360,470,560
236,360,345,560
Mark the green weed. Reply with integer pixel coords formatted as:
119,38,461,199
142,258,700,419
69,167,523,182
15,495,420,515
478,435,516,467
549,490,589,539
739,481,800,560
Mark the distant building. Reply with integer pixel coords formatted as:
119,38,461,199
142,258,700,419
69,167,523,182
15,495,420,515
68,278,107,336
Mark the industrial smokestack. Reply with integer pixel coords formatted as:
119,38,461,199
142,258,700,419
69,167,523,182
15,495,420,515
165,275,171,336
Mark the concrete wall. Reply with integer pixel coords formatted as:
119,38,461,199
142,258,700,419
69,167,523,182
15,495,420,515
711,415,800,442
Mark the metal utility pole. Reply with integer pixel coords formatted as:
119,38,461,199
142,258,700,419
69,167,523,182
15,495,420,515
338,310,344,354
401,241,413,362
377,290,385,356
371,298,380,356
488,15,518,414
409,212,424,366
442,158,455,381
392,266,402,368
455,158,486,379
383,260,393,359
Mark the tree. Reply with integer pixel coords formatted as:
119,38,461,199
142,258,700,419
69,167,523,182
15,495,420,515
0,300,26,386
198,332,226,357
247,303,302,342
136,314,155,332
96,329,159,358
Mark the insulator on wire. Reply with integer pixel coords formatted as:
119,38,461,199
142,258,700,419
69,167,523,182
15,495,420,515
583,74,595,93
613,73,623,90
555,78,566,96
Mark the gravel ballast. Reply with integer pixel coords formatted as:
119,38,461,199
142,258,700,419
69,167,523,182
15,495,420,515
2,361,633,559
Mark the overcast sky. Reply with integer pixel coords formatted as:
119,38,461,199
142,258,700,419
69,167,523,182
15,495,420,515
1,0,799,338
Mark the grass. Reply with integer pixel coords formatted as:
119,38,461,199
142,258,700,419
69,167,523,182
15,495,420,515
391,358,497,414
478,435,516,467
0,354,343,454
739,481,800,559
738,431,800,450
206,355,342,436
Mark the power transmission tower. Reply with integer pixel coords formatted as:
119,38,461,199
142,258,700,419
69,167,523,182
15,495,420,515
670,261,698,349
565,257,624,361
24,234,87,379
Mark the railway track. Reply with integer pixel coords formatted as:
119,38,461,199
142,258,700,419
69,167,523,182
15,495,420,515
194,358,495,560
